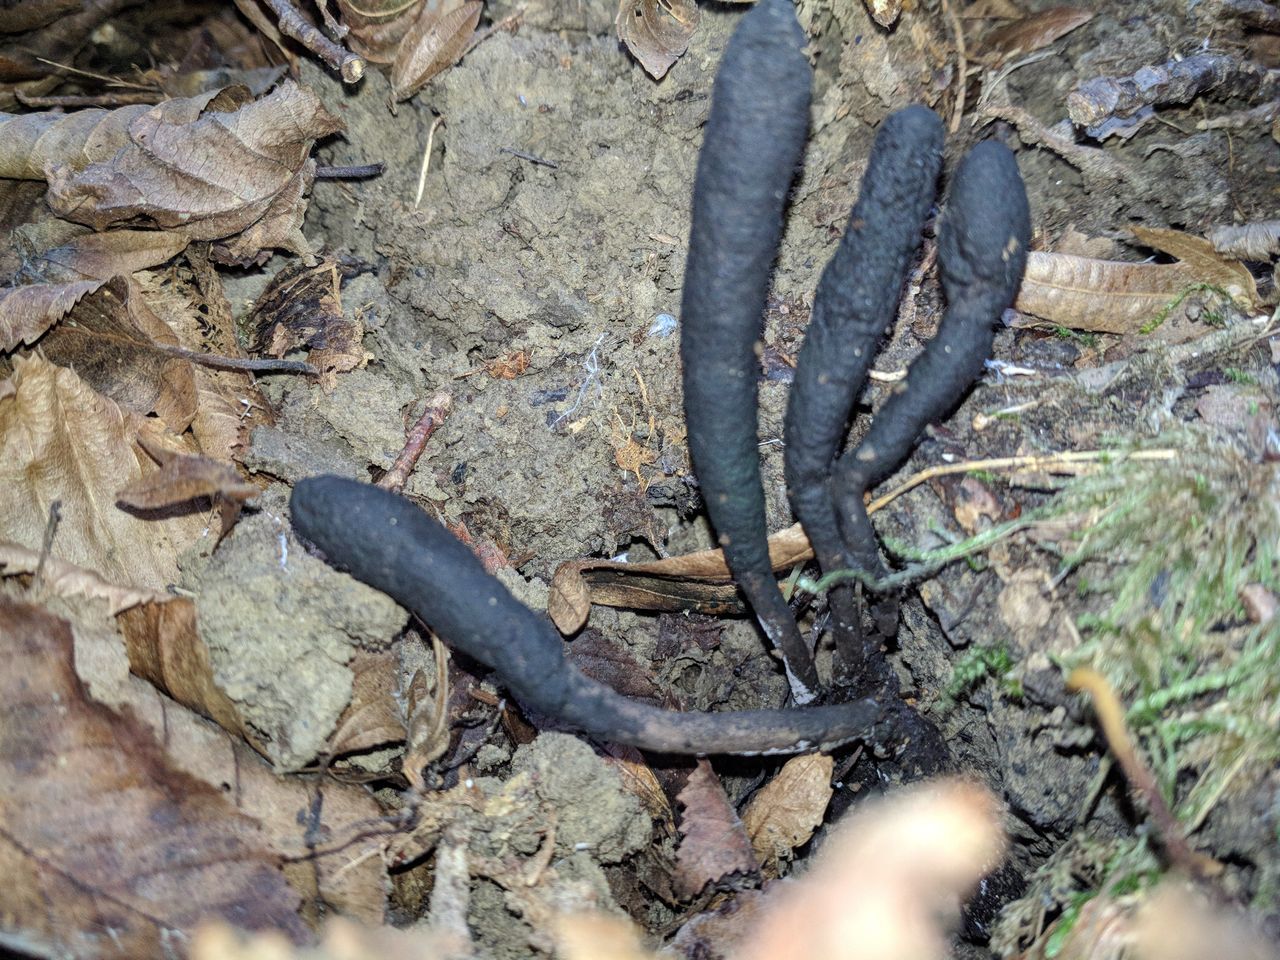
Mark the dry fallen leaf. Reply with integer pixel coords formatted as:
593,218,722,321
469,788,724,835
0,354,205,589
136,260,275,460
741,753,834,876
1129,225,1260,308
35,276,198,432
118,434,258,540
117,596,256,745
0,278,102,352
616,0,700,80
0,540,169,613
33,228,189,282
250,257,366,392
328,647,404,757
338,0,428,63
0,597,307,957
674,759,759,899
72,605,388,926
982,6,1093,60
1014,249,1199,334
0,82,344,263
391,0,482,102
548,523,812,633
556,913,654,960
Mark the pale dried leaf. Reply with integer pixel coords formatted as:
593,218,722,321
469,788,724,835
0,278,102,351
1014,250,1198,334
0,354,205,589
674,759,758,899
39,82,343,262
0,540,169,613
983,6,1093,59
192,917,465,960
741,753,834,875
36,228,189,281
865,0,903,27
0,598,306,958
1130,225,1260,308
118,597,253,743
74,615,388,925
616,0,700,80
35,276,198,432
134,265,273,459
548,523,811,632
328,648,403,756
737,780,1005,960
391,1,482,102
600,741,677,837
118,435,257,510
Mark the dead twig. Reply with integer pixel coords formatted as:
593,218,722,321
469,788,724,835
1067,667,1223,880
258,0,366,82
379,391,454,493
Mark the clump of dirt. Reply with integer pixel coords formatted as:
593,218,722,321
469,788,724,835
190,509,406,769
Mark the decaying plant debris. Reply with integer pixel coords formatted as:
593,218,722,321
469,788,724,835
1,0,1279,957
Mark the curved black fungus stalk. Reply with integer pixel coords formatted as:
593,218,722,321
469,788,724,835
680,0,819,701
783,105,944,676
290,476,900,756
829,141,1032,617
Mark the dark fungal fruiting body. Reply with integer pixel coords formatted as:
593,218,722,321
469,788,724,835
290,476,903,756
782,105,944,677
679,0,819,701
829,141,1031,611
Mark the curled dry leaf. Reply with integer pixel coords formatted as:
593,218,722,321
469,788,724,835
1014,230,1259,335
741,753,834,876
118,434,258,540
1014,250,1199,334
548,522,811,633
117,596,255,746
0,598,306,957
0,540,169,614
250,257,366,392
1207,219,1280,261
338,0,427,63
33,228,189,282
1129,225,1260,308
674,758,759,899
0,81,343,263
328,648,403,757
402,637,453,791
391,0,483,102
0,277,102,352
616,0,700,81
35,277,198,433
982,6,1093,60
0,354,205,589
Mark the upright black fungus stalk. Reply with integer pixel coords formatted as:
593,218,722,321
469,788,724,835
680,0,819,700
783,106,944,675
291,477,904,756
829,142,1031,598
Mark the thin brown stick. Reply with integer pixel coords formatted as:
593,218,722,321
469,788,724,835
941,0,968,133
379,391,454,493
154,343,318,376
259,0,365,82
1067,667,1222,880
